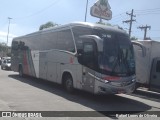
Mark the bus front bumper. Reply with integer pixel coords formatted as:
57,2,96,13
94,80,136,94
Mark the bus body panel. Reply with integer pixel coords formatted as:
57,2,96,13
38,50,79,85
82,67,95,93
75,65,83,90
31,51,40,78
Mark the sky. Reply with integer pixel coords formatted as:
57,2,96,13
0,0,160,46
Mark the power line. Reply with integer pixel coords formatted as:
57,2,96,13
151,30,160,31
151,37,160,38
111,16,127,23
136,12,160,16
110,13,129,24
135,21,144,26
112,12,126,18
135,8,160,16
135,10,160,14
111,14,127,23
135,8,160,12
14,0,60,20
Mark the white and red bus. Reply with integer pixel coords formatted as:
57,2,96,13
11,22,145,94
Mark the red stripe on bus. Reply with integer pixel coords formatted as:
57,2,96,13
103,76,120,81
23,51,29,74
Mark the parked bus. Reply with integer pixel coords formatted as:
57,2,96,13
11,22,145,94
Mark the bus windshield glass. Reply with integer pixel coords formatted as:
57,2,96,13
94,29,135,76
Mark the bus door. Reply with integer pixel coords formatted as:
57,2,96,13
81,40,97,93
150,58,160,92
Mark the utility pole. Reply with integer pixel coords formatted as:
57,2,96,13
6,17,12,55
84,0,89,22
138,25,151,40
123,9,136,38
7,17,12,46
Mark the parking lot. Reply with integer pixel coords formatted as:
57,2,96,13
0,68,160,120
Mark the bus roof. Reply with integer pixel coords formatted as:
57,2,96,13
13,22,127,41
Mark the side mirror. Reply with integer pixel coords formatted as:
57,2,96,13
79,35,103,52
132,41,146,57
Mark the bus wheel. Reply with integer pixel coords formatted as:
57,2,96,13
19,66,23,77
64,75,74,93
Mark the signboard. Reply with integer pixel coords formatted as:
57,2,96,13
90,0,112,20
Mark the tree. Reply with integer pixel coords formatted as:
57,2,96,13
96,21,112,26
0,43,7,52
39,21,59,30
130,36,138,41
0,43,9,57
96,22,124,30
144,37,152,40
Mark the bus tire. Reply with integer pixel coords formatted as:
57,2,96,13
19,65,24,77
64,75,74,93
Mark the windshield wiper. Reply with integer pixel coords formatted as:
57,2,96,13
111,48,130,76
111,53,120,75
121,49,131,75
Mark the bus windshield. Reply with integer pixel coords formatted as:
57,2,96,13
94,29,135,76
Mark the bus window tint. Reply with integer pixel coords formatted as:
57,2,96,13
56,29,75,52
84,43,93,53
11,41,19,50
40,32,57,50
72,26,92,51
156,61,160,73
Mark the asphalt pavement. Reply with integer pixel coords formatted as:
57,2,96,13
0,68,160,120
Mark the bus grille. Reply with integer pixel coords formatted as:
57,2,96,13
110,81,132,87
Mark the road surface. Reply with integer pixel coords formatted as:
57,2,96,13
0,68,160,120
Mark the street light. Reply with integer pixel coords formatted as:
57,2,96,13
84,0,89,22
6,17,12,46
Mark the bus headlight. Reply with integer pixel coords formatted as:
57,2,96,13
131,75,136,82
132,78,136,82
104,80,109,83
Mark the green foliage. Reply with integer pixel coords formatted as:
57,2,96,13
0,43,11,57
96,21,112,26
6,52,11,57
39,21,59,30
130,36,138,41
96,22,124,30
0,43,7,52
144,37,152,40
100,0,108,6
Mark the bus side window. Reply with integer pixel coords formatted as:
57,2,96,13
12,41,19,50
82,42,95,69
156,61,160,73
57,29,75,52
